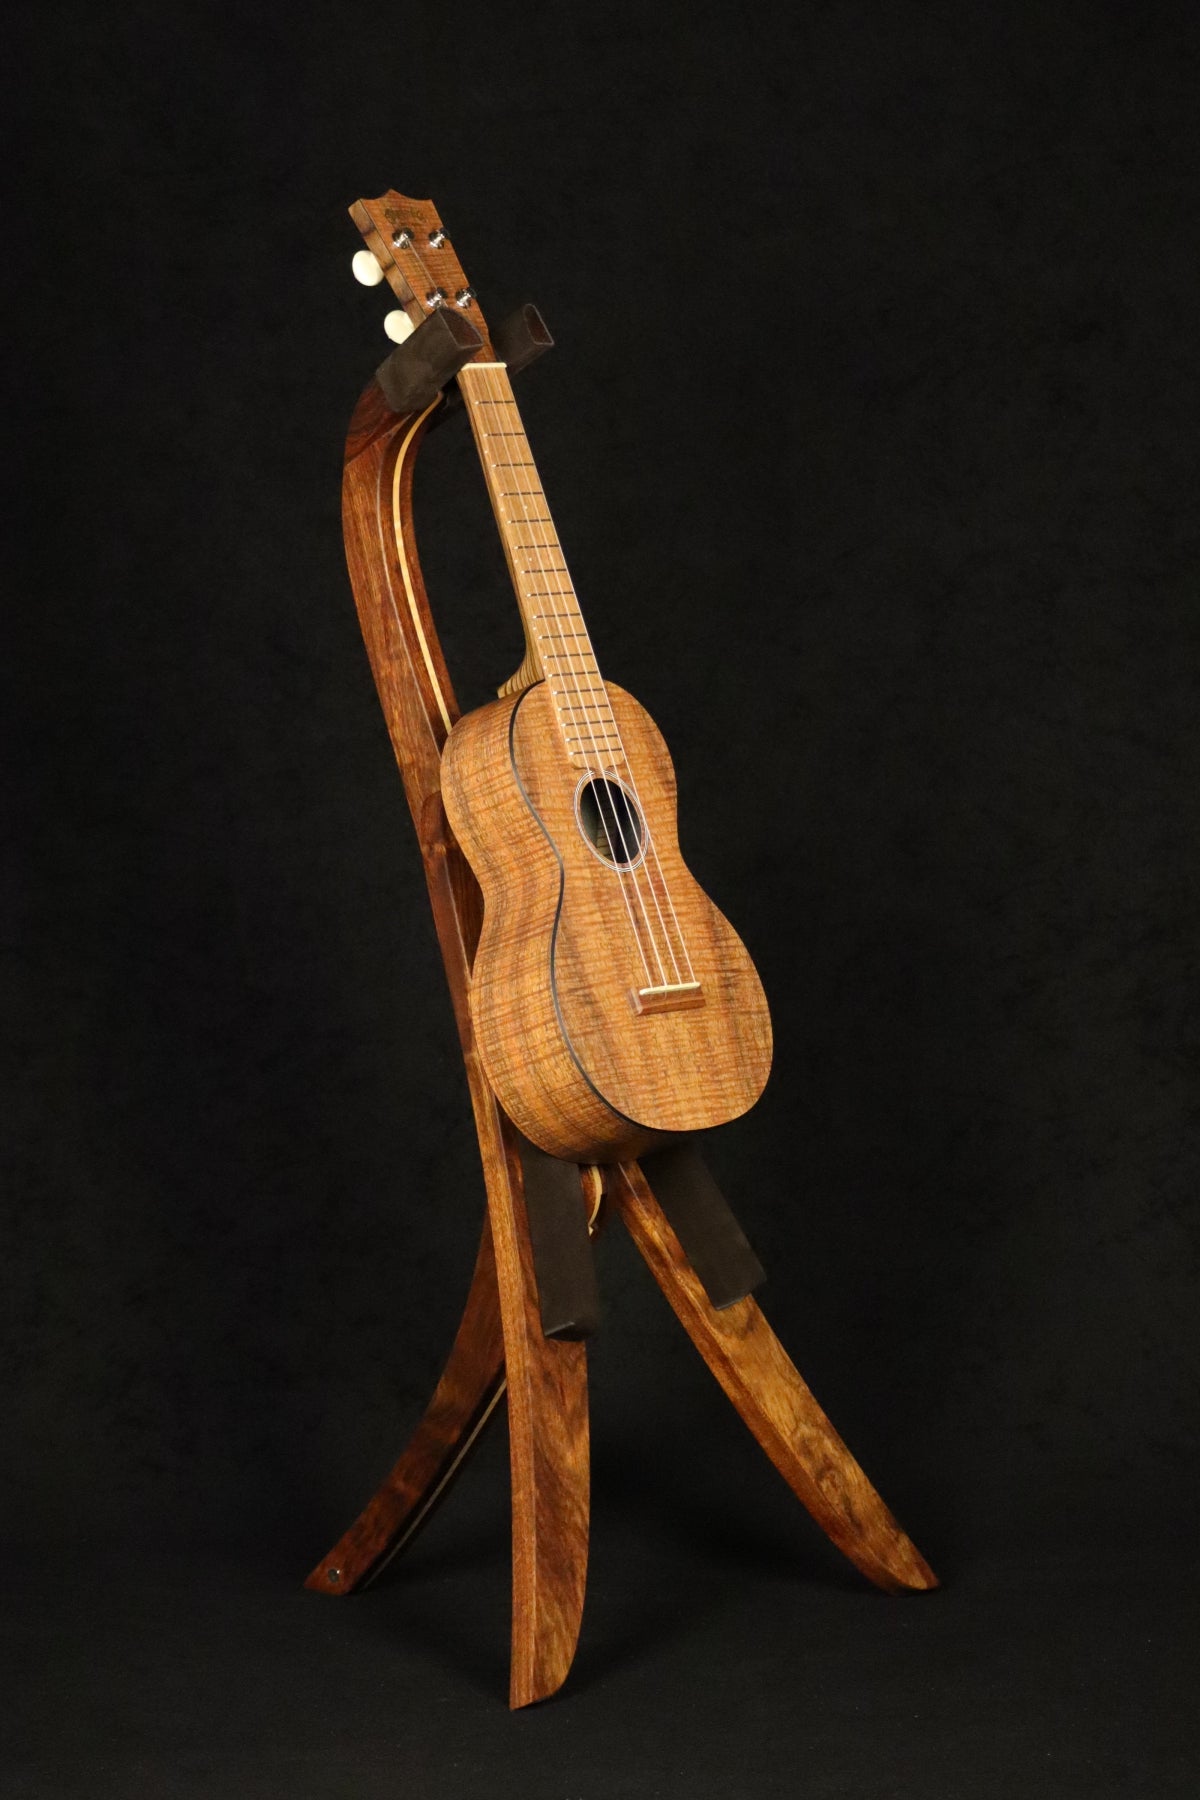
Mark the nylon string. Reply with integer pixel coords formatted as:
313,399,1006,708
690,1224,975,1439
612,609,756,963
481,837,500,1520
471,359,696,989
390,217,697,993
473,362,668,986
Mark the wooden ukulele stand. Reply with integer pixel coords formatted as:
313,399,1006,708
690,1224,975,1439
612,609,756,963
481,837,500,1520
305,302,938,1707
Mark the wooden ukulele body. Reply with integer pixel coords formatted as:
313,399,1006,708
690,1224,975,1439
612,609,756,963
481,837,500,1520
441,680,773,1161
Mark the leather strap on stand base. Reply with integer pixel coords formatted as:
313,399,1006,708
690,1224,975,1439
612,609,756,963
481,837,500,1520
636,1142,765,1309
519,1138,602,1341
520,1136,764,1336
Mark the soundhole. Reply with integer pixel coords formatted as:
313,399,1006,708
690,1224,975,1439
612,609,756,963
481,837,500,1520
575,776,644,869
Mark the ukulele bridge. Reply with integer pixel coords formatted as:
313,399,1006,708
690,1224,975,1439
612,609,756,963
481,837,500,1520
629,981,705,1017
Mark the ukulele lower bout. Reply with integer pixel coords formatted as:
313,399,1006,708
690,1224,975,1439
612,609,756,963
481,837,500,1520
441,680,773,1162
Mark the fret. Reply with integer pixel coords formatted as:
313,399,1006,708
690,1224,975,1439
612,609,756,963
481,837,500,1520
462,362,614,759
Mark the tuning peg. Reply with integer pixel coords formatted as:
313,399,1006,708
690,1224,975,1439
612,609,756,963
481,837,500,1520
383,309,416,344
351,249,385,286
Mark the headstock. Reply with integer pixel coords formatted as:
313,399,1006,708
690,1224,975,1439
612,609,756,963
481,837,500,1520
349,191,495,359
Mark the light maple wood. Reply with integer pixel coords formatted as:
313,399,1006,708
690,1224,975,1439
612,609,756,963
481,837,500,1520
441,680,773,1161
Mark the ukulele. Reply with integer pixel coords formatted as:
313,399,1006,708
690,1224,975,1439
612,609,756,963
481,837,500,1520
351,193,772,1163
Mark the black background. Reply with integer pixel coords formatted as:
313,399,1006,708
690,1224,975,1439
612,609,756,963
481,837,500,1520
5,2,1198,1795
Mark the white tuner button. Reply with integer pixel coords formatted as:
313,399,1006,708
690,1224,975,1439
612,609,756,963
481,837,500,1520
383,309,416,344
351,249,385,286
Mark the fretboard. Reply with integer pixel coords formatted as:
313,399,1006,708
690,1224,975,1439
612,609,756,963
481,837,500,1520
458,361,623,771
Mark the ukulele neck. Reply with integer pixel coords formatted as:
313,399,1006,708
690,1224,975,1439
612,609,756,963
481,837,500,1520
458,361,622,770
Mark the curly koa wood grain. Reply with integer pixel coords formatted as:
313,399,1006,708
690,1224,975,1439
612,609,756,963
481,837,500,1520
308,378,592,1705
612,1160,937,1594
312,250,937,1706
441,682,772,1161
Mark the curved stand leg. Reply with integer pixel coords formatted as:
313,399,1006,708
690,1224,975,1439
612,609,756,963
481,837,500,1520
613,1160,938,1595
305,1120,591,1710
305,1218,506,1597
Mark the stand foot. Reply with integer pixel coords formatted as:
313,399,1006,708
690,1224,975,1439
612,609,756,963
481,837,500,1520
614,1160,938,1595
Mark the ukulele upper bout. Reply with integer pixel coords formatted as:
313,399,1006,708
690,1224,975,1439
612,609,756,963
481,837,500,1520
442,682,772,1161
